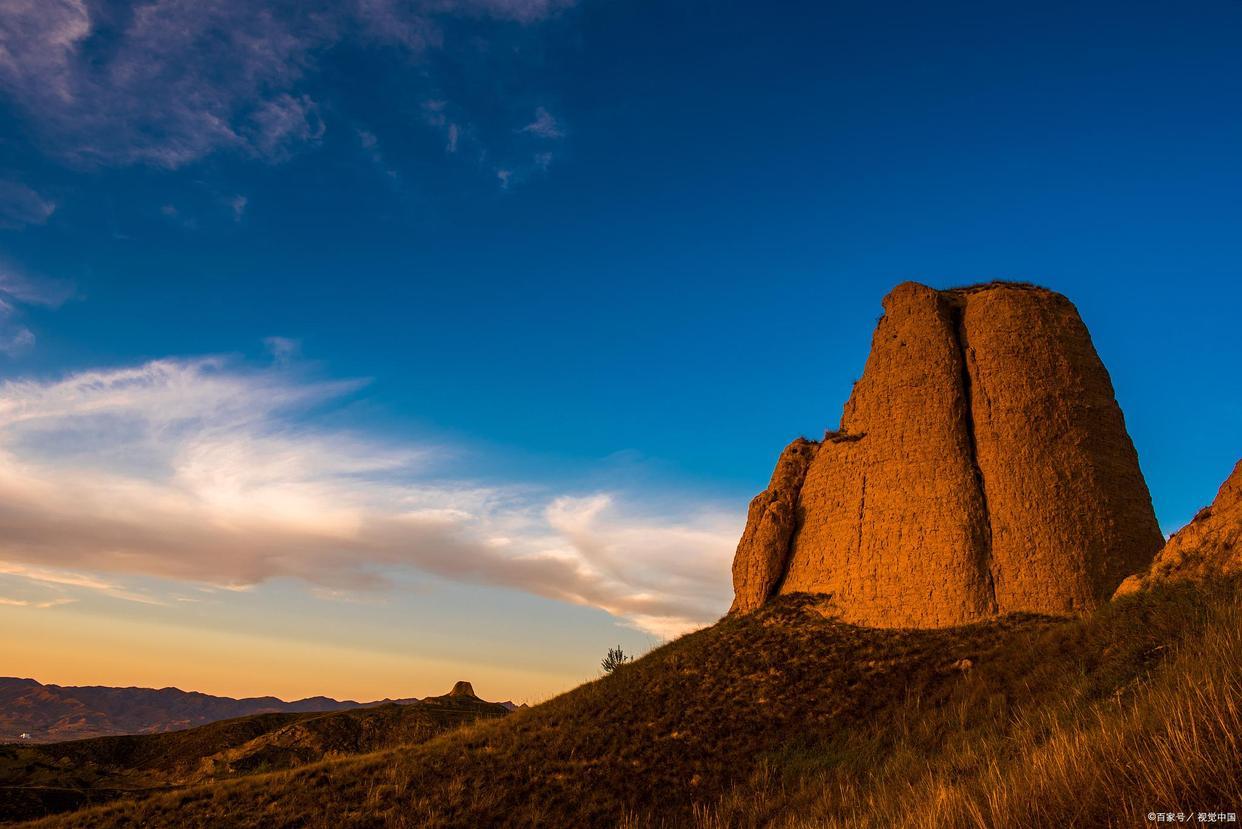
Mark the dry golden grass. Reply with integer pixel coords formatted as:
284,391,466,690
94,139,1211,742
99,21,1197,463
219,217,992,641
691,582,1242,828
21,580,1241,828
0,698,508,824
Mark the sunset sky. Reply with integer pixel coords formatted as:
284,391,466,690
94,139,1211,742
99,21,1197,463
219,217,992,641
1,0,1240,702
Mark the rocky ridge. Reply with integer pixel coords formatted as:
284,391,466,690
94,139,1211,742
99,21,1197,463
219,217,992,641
1116,459,1242,596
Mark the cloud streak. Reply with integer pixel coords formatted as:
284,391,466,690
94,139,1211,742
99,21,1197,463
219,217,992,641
0,180,57,229
0,266,75,356
0,562,160,606
520,106,563,139
0,0,325,168
0,596,75,609
0,357,738,636
0,0,578,172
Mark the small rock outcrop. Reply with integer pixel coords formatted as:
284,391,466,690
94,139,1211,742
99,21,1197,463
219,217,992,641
731,281,1163,627
421,681,512,715
447,681,477,698
1115,459,1242,596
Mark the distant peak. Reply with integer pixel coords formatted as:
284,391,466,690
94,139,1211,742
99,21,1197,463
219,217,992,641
448,681,476,698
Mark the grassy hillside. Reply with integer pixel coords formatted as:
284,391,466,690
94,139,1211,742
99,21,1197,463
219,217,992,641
1,695,508,824
22,578,1240,828
695,582,1242,828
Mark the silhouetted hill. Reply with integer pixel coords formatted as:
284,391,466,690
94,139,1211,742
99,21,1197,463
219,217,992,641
22,579,1240,828
0,678,377,744
0,684,509,824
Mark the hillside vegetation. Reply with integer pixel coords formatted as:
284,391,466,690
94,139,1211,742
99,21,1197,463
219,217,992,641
24,578,1241,828
1,694,508,824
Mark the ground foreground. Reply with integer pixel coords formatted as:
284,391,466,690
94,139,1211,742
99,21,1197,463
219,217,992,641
0,690,508,823
17,577,1240,828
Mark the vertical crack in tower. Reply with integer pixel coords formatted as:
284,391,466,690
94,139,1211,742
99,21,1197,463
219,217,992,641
730,281,1163,626
947,296,999,614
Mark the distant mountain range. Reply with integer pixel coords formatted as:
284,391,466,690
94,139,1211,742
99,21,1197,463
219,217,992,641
0,679,515,823
0,677,520,743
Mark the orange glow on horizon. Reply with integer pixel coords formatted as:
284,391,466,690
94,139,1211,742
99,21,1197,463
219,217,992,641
1,605,576,704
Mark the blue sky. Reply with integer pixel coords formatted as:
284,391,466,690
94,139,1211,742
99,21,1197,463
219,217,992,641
0,0,1239,700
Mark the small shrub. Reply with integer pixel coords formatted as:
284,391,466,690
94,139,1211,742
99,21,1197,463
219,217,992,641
601,645,632,674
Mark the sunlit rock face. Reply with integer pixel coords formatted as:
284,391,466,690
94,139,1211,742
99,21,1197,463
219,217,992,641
1116,459,1242,597
730,437,817,614
732,281,1163,628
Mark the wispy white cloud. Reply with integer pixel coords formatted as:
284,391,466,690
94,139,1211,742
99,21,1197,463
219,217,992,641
0,321,35,357
0,265,74,357
355,129,400,181
0,0,579,172
0,0,90,102
0,596,76,609
0,562,164,606
421,99,471,162
0,357,738,635
492,107,563,182
0,268,73,308
0,180,57,228
520,106,563,139
247,94,325,160
0,0,325,168
263,336,301,364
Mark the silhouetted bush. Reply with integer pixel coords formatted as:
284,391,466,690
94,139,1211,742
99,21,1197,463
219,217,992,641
600,645,632,674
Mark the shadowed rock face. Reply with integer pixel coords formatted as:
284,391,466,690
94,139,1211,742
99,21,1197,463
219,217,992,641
731,281,1163,627
1116,459,1242,597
